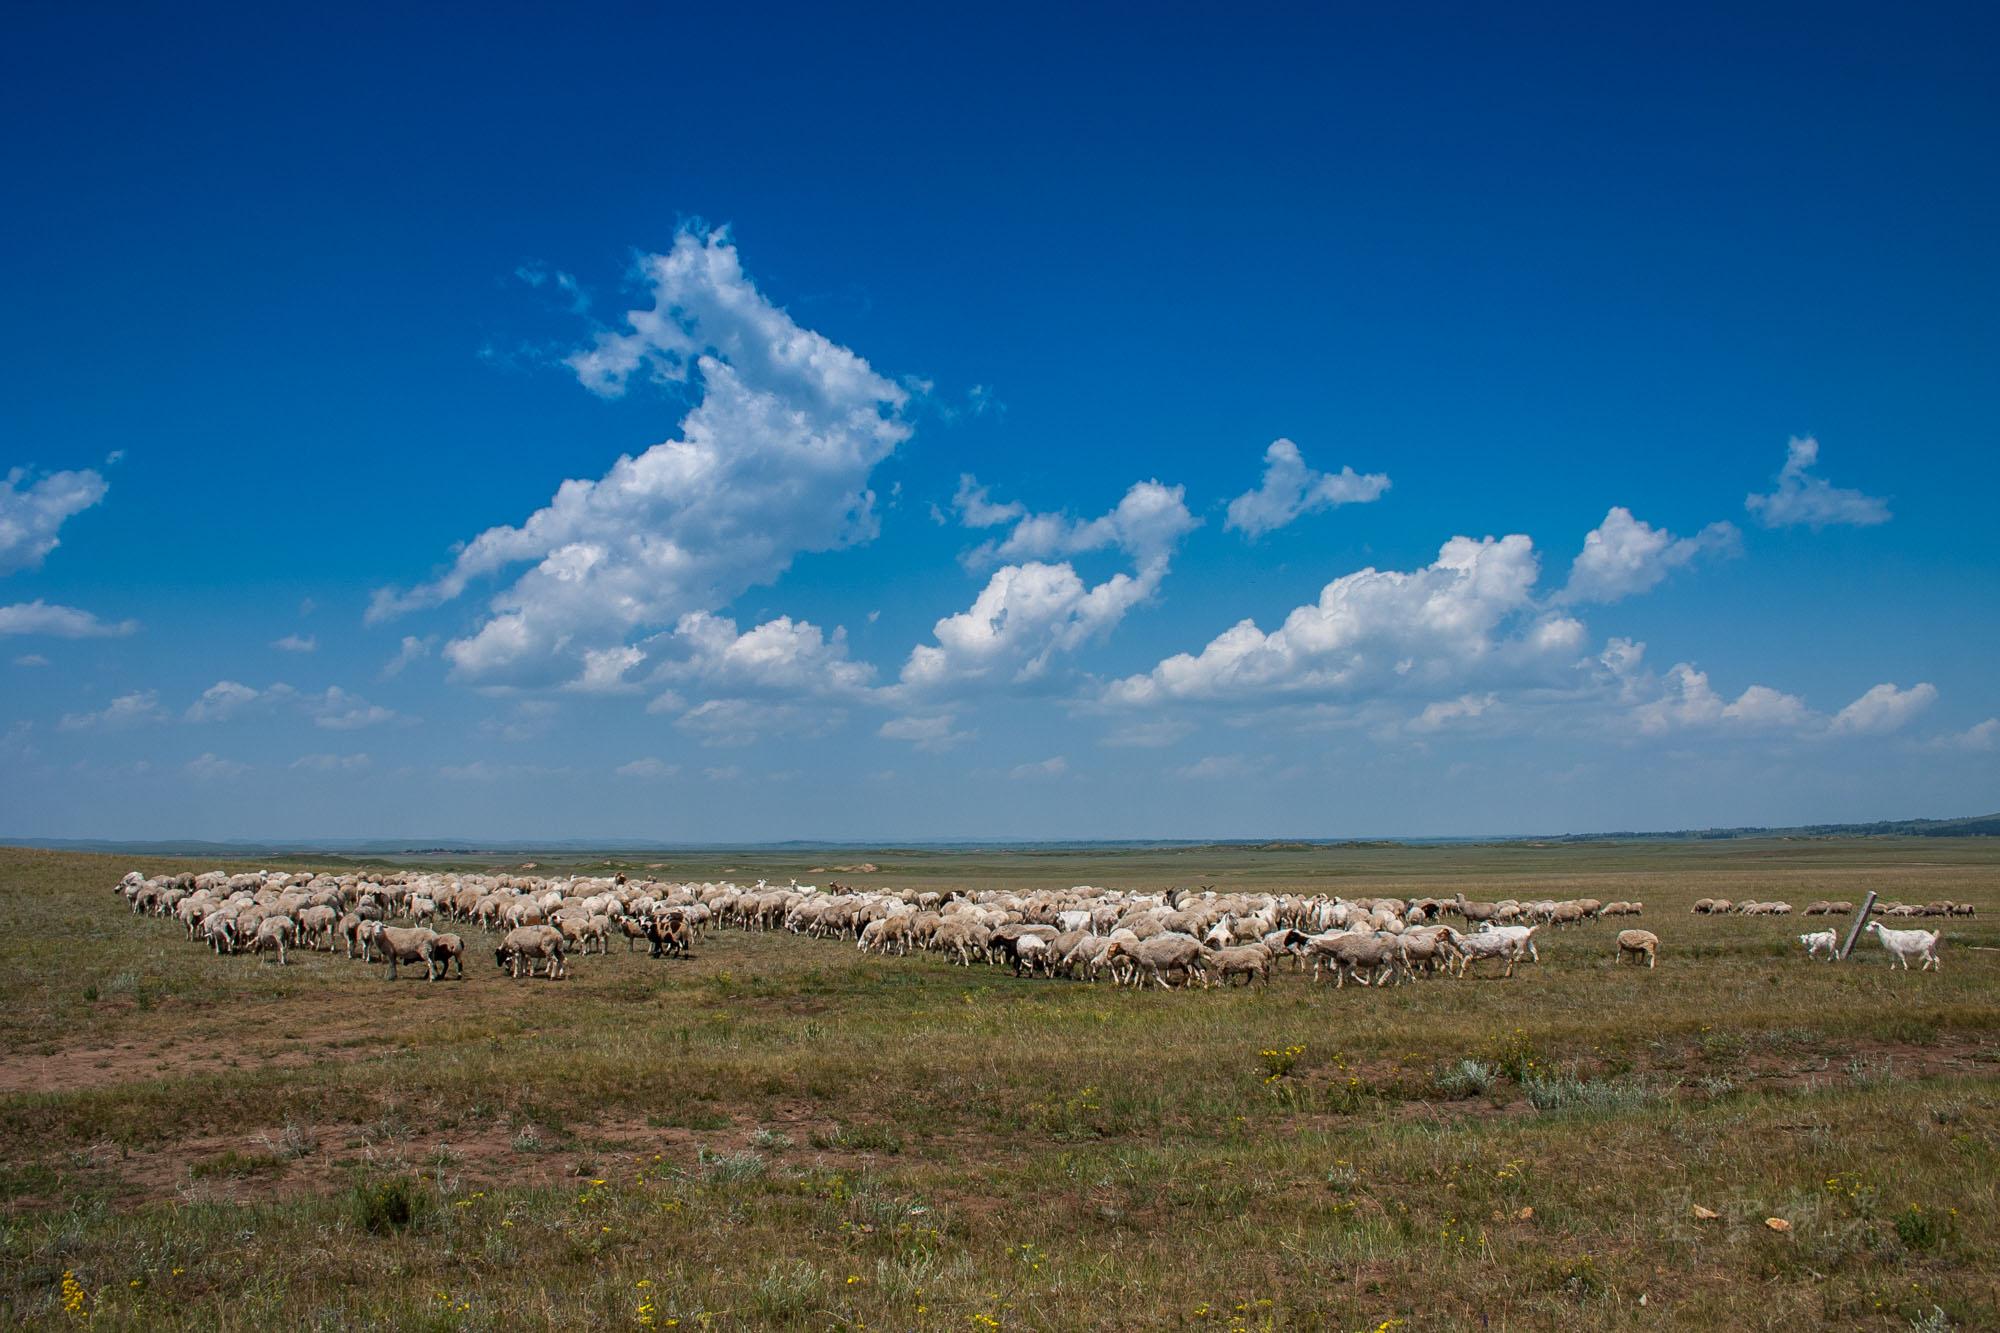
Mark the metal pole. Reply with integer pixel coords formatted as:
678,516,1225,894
1838,889,1878,961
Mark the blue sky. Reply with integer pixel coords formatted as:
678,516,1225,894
3,3,1996,840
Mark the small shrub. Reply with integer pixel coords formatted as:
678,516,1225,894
751,1128,793,1150
1491,1029,1543,1083
261,1123,318,1160
348,1175,432,1235
1433,1058,1498,1098
1894,1203,1955,1252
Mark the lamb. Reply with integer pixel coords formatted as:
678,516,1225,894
1613,929,1659,969
1798,930,1838,961
1864,921,1940,972
496,925,568,979
430,933,467,979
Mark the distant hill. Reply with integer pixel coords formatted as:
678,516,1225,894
2,813,1995,858
1553,812,2000,842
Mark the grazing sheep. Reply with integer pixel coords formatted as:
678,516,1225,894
496,925,568,979
1613,929,1659,969
250,915,298,965
1864,921,1941,972
1798,930,1838,961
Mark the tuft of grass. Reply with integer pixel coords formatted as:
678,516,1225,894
190,1149,285,1179
697,1147,767,1182
1521,1068,1669,1114
347,1174,432,1235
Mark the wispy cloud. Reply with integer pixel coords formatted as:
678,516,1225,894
1746,436,1890,529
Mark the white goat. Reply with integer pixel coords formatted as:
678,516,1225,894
1864,921,1940,972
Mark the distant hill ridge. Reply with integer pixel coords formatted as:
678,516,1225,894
1,812,1995,858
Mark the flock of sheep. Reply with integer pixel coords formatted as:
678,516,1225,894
1692,897,1974,918
110,870,1956,988
112,869,712,981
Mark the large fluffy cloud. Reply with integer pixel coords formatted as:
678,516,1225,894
906,479,1198,693
1745,436,1890,529
1224,439,1389,537
1829,681,1936,735
1559,507,1739,604
0,466,107,576
1106,534,1561,706
369,229,910,687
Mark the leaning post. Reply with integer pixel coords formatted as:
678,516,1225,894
1837,889,1879,961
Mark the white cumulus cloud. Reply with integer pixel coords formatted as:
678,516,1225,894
1224,439,1389,537
1559,507,1739,604
369,229,910,689
1106,534,1547,707
0,466,108,575
0,600,137,638
1632,664,1813,735
1929,719,1999,752
904,480,1198,693
1745,436,1890,529
1829,681,1936,736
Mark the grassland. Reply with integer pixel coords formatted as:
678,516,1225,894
1,839,1997,1329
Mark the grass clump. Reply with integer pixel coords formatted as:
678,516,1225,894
1521,1068,1668,1114
347,1174,433,1234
